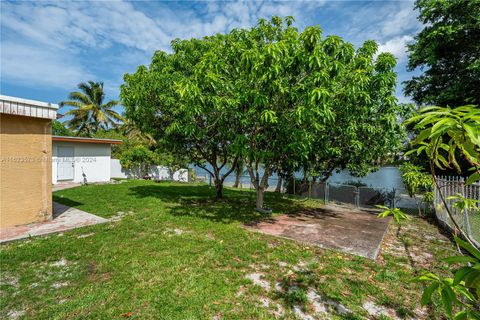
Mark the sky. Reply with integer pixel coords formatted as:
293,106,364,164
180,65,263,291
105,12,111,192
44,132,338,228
0,0,422,114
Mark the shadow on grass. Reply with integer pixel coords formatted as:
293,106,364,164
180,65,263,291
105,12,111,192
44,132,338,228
52,195,83,208
128,183,315,224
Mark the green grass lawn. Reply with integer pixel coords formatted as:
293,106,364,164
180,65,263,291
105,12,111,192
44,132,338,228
0,181,457,319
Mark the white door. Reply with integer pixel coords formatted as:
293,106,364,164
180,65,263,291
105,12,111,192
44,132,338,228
57,146,75,181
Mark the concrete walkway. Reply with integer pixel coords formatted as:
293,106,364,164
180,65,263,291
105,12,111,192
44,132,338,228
0,202,108,243
52,182,82,192
247,204,391,259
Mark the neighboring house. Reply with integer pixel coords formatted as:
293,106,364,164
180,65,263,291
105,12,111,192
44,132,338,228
0,95,57,228
52,136,121,184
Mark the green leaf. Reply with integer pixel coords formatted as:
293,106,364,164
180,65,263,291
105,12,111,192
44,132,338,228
444,255,478,264
453,267,473,286
454,236,480,260
441,287,454,316
463,123,480,146
415,273,440,282
421,282,439,305
466,172,480,185
453,310,468,320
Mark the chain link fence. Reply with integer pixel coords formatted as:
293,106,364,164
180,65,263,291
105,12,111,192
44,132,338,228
434,176,480,246
195,172,414,210
195,169,479,246
194,173,283,192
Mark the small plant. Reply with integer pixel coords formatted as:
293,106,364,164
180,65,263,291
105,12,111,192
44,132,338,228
423,191,434,207
376,205,410,224
285,286,308,305
377,206,410,249
415,236,480,319
399,163,433,216
447,194,480,214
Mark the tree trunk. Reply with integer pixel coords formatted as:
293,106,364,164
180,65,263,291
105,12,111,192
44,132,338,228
256,187,265,209
233,170,241,188
214,178,223,198
413,194,422,217
275,174,283,193
303,171,308,183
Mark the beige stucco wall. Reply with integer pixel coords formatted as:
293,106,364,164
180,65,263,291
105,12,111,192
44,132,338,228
0,113,52,228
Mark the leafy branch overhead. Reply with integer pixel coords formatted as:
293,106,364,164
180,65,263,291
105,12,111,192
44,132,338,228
405,106,480,185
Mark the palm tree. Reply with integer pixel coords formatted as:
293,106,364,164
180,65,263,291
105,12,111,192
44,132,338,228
119,117,156,147
60,81,123,136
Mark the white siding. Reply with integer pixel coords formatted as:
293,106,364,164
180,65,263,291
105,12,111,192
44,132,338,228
52,142,111,184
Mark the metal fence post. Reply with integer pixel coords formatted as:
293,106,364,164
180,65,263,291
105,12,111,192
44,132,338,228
391,188,396,209
461,177,473,237
324,182,328,204
354,187,359,208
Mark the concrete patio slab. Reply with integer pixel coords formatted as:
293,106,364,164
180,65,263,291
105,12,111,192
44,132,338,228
246,204,391,259
0,202,108,243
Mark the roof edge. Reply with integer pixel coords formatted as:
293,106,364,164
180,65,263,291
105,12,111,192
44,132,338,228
0,94,59,110
52,136,122,144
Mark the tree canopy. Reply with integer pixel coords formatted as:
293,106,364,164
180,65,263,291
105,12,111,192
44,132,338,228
122,35,240,198
121,16,406,209
52,120,72,136
404,0,480,107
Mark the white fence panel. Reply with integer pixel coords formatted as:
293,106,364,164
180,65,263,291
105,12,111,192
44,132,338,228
110,159,188,182
434,176,480,247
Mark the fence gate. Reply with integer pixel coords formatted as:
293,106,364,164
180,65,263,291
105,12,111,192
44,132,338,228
328,183,358,206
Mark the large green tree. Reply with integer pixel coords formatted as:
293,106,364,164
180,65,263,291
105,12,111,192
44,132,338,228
122,17,406,209
121,36,240,198
307,39,408,182
60,81,123,136
404,0,480,106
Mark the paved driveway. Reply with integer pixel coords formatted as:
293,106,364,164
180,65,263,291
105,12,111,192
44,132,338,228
247,204,391,259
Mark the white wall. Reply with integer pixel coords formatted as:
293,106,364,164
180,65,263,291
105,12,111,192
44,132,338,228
52,141,111,184
110,159,188,182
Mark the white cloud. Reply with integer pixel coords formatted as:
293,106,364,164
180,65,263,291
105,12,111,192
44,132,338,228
378,35,414,61
378,4,419,39
1,1,172,52
0,1,171,91
341,2,419,63
0,42,93,89
0,0,326,93
0,0,418,99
